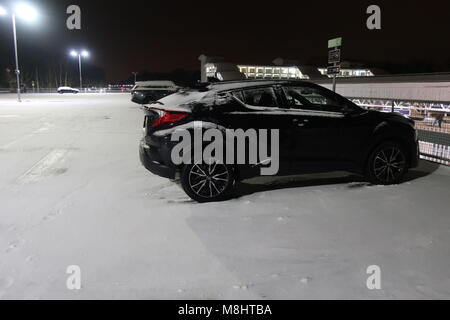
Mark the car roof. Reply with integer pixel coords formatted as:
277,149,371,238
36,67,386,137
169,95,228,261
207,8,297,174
206,79,314,92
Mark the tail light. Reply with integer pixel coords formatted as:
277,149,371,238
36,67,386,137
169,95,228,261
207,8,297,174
150,108,189,127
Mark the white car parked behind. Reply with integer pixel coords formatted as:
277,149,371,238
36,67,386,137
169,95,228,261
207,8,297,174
57,86,80,94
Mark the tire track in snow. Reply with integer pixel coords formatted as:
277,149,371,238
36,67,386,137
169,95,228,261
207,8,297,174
16,149,69,184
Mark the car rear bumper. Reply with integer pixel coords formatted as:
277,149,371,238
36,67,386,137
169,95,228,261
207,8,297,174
139,139,176,179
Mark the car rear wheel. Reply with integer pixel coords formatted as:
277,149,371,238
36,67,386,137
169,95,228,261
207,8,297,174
181,159,234,202
366,141,408,185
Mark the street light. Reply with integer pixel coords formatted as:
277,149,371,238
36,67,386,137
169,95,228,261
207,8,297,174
70,50,89,90
0,3,39,102
15,3,38,20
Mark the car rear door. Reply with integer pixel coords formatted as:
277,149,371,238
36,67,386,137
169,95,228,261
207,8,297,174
215,86,297,176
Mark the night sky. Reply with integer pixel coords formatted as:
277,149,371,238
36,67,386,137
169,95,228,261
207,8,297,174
0,0,449,82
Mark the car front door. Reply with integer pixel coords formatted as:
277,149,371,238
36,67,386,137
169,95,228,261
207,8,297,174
280,85,346,173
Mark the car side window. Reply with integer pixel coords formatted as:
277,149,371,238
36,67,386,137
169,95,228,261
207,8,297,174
283,86,343,111
241,87,278,108
283,88,306,108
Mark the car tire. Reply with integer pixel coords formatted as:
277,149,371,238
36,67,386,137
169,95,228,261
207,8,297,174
365,141,408,185
180,160,234,203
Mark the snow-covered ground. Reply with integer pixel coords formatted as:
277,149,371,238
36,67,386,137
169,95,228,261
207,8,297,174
0,93,449,299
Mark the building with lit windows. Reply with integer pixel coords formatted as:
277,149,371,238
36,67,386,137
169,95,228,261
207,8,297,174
317,67,374,78
237,65,309,80
199,55,381,82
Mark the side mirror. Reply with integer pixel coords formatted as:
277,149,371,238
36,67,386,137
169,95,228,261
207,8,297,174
343,103,362,116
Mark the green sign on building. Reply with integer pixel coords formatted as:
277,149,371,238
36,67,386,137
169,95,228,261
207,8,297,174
328,37,342,48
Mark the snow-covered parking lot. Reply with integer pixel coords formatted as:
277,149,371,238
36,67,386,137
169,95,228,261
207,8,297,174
0,93,449,299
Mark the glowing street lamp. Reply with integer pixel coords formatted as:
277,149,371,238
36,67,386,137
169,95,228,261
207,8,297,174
15,3,38,21
0,3,39,102
70,50,89,90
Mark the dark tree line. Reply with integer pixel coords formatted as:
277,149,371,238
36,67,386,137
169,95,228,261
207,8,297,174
0,44,106,89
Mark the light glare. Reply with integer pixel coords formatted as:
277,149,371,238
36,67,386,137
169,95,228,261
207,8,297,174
15,3,38,21
0,6,7,16
70,50,78,57
81,50,89,57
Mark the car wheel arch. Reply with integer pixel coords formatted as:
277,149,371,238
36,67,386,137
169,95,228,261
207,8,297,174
363,120,412,163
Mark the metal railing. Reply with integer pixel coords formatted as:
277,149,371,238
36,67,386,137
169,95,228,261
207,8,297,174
350,97,450,166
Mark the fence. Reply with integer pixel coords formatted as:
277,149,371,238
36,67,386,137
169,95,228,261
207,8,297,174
350,97,450,166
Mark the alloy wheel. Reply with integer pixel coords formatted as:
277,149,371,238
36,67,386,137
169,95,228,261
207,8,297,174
188,160,230,199
372,146,406,183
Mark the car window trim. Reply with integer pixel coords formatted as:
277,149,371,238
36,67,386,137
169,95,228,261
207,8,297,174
224,89,344,117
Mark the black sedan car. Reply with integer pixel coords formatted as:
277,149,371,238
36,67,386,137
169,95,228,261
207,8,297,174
139,80,419,202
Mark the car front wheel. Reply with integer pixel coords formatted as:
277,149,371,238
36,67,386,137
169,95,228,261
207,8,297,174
366,141,408,185
181,160,234,202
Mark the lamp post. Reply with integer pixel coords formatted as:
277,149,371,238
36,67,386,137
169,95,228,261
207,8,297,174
0,3,38,102
132,72,138,84
70,50,89,90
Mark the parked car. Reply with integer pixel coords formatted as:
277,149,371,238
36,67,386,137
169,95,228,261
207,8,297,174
57,86,80,94
139,80,419,202
131,81,180,104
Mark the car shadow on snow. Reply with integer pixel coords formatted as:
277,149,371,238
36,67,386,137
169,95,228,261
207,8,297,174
403,159,440,182
231,160,439,200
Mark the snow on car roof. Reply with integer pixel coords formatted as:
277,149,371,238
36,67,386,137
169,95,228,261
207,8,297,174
147,90,211,111
134,81,178,88
207,79,312,91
